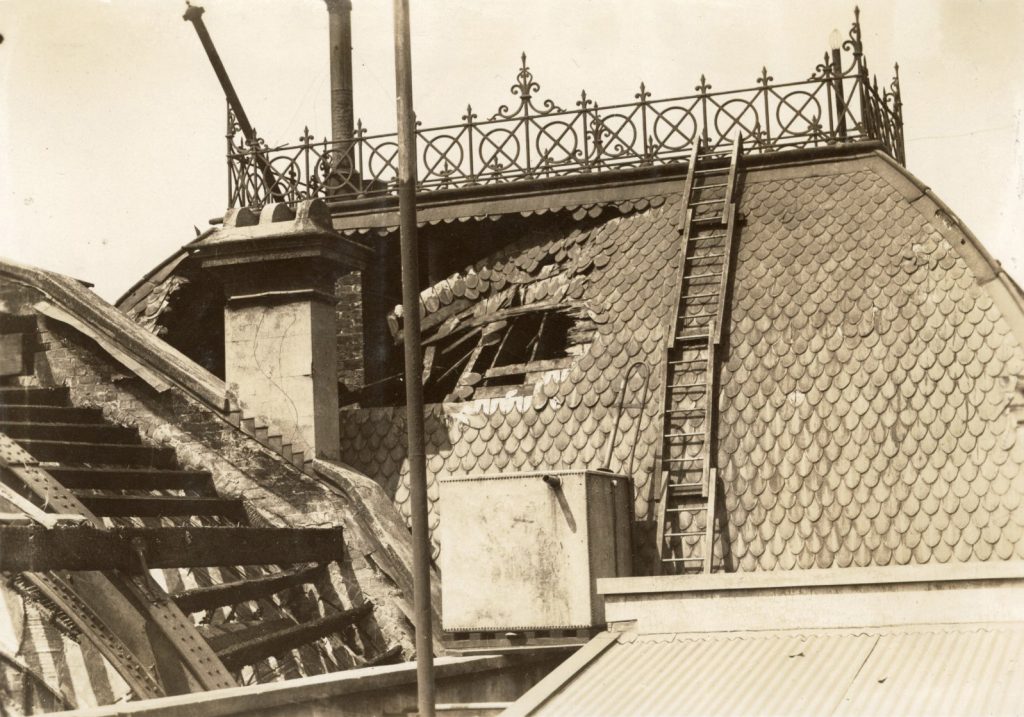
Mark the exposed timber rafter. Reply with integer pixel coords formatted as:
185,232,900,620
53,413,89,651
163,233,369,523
171,564,328,614
208,603,373,671
0,525,345,572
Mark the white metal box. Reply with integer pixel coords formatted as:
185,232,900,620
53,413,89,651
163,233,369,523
438,469,633,631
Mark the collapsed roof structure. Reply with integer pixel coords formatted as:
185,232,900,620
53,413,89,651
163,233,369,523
3,5,1024,716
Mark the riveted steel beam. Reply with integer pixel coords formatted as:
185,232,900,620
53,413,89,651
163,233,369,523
1,432,236,692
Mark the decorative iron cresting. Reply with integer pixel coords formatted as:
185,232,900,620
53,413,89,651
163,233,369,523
226,8,903,209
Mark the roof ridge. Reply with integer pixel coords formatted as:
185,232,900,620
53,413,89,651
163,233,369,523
633,621,1024,644
1,255,230,412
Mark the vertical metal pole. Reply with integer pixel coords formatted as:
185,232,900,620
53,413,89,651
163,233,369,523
326,0,355,145
326,0,356,193
832,48,847,140
393,1,435,716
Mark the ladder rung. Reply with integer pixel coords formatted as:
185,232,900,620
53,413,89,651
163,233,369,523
668,383,706,390
689,232,727,240
667,495,708,505
695,182,728,189
668,359,707,366
679,314,716,321
662,457,703,463
664,530,706,537
664,407,704,414
668,485,706,495
690,199,724,206
665,431,704,439
667,505,708,515
688,253,725,260
681,292,719,299
684,272,722,280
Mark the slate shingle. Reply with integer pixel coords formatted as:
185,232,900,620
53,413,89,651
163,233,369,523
339,157,1024,570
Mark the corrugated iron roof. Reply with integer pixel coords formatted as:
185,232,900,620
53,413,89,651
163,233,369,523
516,623,1024,716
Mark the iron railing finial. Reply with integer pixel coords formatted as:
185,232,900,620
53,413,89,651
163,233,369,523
223,21,905,209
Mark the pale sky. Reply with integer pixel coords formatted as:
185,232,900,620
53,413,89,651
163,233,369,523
1,0,1022,301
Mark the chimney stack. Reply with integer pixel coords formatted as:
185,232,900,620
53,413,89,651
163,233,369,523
195,200,371,462
326,0,355,145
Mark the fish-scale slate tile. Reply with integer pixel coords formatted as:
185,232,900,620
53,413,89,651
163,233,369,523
716,167,1024,572
123,275,190,334
342,198,685,546
340,159,1024,571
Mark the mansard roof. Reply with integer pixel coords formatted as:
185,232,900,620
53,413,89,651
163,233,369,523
339,148,1024,571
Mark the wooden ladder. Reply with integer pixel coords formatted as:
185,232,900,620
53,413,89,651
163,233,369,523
655,135,742,575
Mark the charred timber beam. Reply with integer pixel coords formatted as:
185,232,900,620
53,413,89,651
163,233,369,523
75,494,248,521
171,564,327,613
213,603,373,671
0,526,344,572
47,466,217,495
10,439,177,469
364,643,404,667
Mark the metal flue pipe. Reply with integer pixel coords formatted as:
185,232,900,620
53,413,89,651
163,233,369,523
325,0,356,193
326,0,355,145
392,1,435,715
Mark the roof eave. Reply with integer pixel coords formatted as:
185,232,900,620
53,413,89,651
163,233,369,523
321,140,888,234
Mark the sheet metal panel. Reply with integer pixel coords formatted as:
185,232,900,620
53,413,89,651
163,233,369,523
439,470,631,631
834,624,1024,716
531,623,1024,716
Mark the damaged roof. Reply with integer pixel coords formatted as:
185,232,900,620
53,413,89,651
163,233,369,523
340,149,1024,570
114,194,667,334
0,257,428,711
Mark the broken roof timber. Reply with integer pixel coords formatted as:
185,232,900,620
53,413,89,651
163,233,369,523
0,525,345,572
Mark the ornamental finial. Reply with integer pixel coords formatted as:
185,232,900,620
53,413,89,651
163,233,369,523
511,51,538,100
844,5,863,57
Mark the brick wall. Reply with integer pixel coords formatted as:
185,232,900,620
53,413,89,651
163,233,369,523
335,271,364,393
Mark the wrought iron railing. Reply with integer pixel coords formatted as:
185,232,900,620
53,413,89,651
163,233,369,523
226,8,902,209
